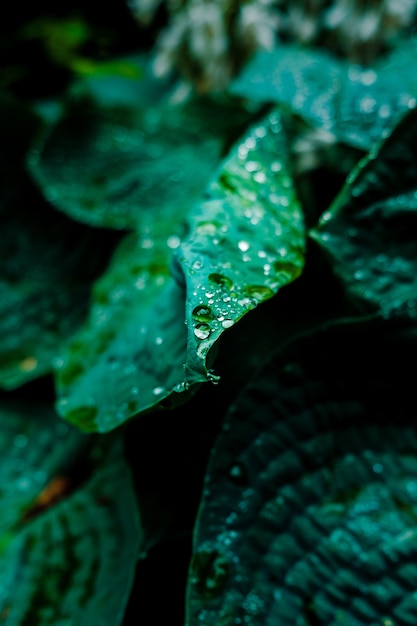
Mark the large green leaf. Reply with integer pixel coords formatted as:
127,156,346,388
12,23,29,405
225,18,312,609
0,400,141,626
230,39,417,151
186,314,417,625
0,93,119,390
309,106,417,314
176,107,305,382
27,55,254,230
54,106,305,432
54,232,197,432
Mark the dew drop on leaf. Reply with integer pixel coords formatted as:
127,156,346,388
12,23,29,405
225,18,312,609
194,323,211,340
192,305,214,323
208,273,233,290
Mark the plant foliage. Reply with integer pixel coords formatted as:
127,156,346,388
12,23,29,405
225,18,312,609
2,2,417,625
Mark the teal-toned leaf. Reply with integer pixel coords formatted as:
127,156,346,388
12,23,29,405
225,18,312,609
176,108,305,381
230,39,417,150
0,400,142,626
187,316,417,626
54,232,198,432
0,93,119,390
54,106,305,432
27,55,254,230
309,106,417,314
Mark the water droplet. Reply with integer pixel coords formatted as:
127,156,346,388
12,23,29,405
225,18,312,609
229,462,248,484
243,285,274,301
192,305,214,323
221,319,234,329
253,171,266,184
167,235,181,249
238,241,250,252
245,161,261,173
372,463,383,474
194,323,211,340
192,259,204,271
208,273,233,290
153,386,165,396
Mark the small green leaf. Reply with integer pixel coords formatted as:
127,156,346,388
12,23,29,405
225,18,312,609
28,55,254,230
187,317,417,625
0,400,142,626
230,39,417,150
177,108,305,381
309,106,417,314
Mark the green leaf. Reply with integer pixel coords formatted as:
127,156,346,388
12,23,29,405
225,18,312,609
177,107,305,381
0,93,118,390
186,316,417,625
54,232,197,432
309,106,417,314
230,39,417,150
27,55,254,230
54,107,305,432
0,400,142,625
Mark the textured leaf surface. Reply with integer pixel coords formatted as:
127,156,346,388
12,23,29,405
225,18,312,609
230,40,417,150
0,94,118,390
0,400,141,625
309,106,417,314
176,108,305,381
28,55,253,230
187,316,417,626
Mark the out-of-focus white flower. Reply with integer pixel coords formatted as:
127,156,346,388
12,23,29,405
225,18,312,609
130,0,417,91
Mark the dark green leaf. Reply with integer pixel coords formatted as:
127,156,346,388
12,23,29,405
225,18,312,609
187,316,417,625
309,106,417,314
27,55,254,230
177,107,305,382
230,39,417,150
0,93,119,389
0,400,142,626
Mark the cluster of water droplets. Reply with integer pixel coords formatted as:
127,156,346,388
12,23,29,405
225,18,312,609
182,109,305,361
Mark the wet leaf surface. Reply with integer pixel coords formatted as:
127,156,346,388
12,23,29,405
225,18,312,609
177,107,305,382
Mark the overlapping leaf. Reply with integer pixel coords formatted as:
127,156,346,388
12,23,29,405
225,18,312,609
309,106,417,314
187,315,417,625
0,93,118,390
0,400,142,625
27,54,254,230
230,39,417,151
